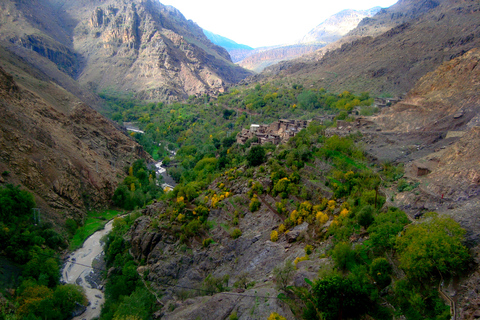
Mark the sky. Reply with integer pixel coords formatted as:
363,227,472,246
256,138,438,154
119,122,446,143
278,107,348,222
159,0,398,48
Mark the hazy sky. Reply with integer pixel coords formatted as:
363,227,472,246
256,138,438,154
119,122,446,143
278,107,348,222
159,0,398,48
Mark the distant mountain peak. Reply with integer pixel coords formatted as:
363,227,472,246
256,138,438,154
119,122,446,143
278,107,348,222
299,7,382,44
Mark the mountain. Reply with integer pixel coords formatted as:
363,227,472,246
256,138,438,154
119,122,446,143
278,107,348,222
299,7,381,44
0,0,252,102
237,7,380,73
0,49,149,220
0,0,254,221
0,0,254,218
237,44,325,73
203,29,254,63
257,0,480,96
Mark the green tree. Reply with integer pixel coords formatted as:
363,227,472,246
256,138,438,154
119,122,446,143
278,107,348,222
0,184,36,224
395,212,469,279
112,287,154,320
247,145,266,166
331,242,355,272
53,284,88,316
369,257,392,288
357,205,374,229
368,207,409,251
306,274,371,320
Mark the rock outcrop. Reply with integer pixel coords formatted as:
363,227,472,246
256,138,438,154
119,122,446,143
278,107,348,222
128,192,321,319
376,48,480,202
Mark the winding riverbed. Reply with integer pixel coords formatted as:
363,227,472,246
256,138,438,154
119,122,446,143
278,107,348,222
61,220,115,320
61,160,174,319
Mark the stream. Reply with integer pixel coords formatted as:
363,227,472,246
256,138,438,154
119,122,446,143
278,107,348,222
61,160,174,319
61,220,114,320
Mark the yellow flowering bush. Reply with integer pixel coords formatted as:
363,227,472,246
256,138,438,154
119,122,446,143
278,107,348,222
271,230,279,242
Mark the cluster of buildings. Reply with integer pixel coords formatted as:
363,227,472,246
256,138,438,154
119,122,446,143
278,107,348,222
374,97,402,108
236,119,312,145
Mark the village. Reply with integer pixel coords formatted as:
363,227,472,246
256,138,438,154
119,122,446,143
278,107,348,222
236,96,403,146
236,119,312,145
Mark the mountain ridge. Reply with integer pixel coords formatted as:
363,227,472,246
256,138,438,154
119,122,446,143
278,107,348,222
236,6,381,72
255,0,480,96
0,0,253,102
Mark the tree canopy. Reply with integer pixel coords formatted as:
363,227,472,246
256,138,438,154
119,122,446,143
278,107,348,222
395,212,469,279
247,145,266,166
305,274,371,320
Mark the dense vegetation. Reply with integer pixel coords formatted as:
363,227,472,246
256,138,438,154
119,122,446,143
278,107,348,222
100,213,156,320
112,159,163,210
0,184,87,319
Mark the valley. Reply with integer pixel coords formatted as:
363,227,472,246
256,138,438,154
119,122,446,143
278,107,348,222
1,0,480,319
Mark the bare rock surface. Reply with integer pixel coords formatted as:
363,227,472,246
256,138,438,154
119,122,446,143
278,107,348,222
128,195,318,319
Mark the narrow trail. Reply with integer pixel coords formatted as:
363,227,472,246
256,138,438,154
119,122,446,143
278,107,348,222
438,274,457,320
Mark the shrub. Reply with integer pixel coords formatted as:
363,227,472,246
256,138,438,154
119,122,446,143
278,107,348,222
331,242,355,272
294,255,309,268
273,259,295,292
305,245,313,255
369,257,392,288
202,238,214,247
231,228,242,239
268,312,287,320
306,274,371,320
357,205,374,228
271,230,279,242
249,195,261,212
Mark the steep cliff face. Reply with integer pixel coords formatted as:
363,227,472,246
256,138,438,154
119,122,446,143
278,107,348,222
63,0,251,100
0,0,251,103
0,61,149,221
258,0,480,96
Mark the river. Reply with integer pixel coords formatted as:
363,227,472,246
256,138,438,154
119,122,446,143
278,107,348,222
61,220,115,320
61,160,174,319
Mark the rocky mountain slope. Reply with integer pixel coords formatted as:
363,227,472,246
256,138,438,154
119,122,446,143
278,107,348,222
257,0,480,96
0,47,149,222
374,47,480,231
0,0,252,102
129,201,304,319
237,7,380,73
128,48,480,319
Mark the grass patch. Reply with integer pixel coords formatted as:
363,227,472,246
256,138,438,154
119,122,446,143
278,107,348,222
220,223,231,231
69,210,121,250
329,151,367,170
